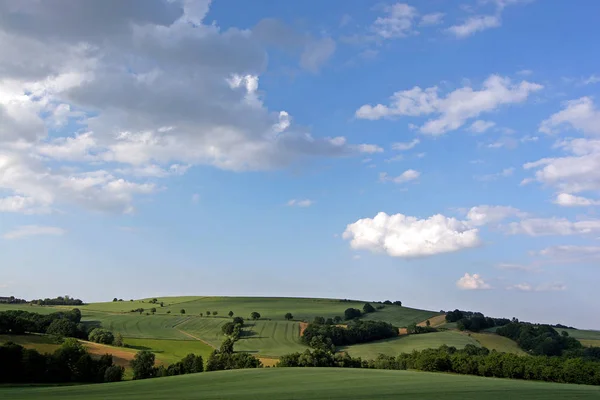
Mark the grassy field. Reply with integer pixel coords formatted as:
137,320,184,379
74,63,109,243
123,338,214,364
82,311,192,340
558,328,600,340
177,317,308,357
361,306,440,328
0,334,62,354
340,331,480,359
0,304,61,313
3,368,600,400
469,333,527,355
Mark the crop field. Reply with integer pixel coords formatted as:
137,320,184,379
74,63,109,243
82,311,191,340
558,328,600,340
361,305,440,328
0,333,62,354
0,304,61,313
177,317,308,357
340,331,480,359
123,338,214,364
469,333,527,355
4,367,600,400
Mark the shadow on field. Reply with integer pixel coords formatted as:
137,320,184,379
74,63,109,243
125,344,155,351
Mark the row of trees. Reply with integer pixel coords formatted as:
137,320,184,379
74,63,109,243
0,309,86,339
30,295,84,306
278,345,600,386
0,296,27,304
496,322,583,356
445,309,511,332
0,339,123,384
302,320,398,347
88,328,124,347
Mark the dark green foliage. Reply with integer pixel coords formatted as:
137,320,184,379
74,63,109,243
88,328,115,345
46,318,78,338
114,332,124,347
131,350,156,380
363,303,375,314
213,311,218,316
0,296,27,304
446,309,510,332
104,365,125,382
333,316,343,324
497,322,583,356
383,300,393,305
0,340,122,384
205,349,262,371
278,345,600,386
220,338,235,354
407,322,437,334
313,316,325,325
150,307,156,314
0,309,83,337
232,316,244,325
30,295,84,306
228,311,234,318
393,301,402,306
344,308,361,320
250,311,261,320
180,309,186,314
285,313,293,321
303,320,398,347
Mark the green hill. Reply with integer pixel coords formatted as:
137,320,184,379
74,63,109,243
3,368,599,400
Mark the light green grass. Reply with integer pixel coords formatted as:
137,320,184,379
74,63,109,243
557,328,600,340
3,368,600,400
341,331,480,359
0,334,61,354
0,304,62,314
123,338,214,365
580,339,600,347
470,333,527,355
177,317,308,357
361,306,441,328
83,311,191,340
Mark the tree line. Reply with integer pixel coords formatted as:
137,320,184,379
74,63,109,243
0,309,87,338
302,319,398,347
30,295,84,306
445,309,511,332
0,339,123,384
496,322,583,356
278,344,600,386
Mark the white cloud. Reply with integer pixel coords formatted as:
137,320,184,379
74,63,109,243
287,199,314,207
391,139,420,151
420,13,445,26
355,144,384,154
456,273,491,290
507,282,566,292
466,205,524,226
356,75,542,135
468,120,496,133
379,169,420,184
554,193,600,207
446,15,501,38
584,75,600,85
0,196,50,214
496,263,540,272
2,225,65,240
342,212,481,258
520,135,538,143
538,245,600,260
539,97,600,135
372,3,418,39
507,218,600,236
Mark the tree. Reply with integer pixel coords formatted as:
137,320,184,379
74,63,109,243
426,320,431,327
131,350,156,380
180,309,186,315
313,316,325,324
363,303,376,314
233,317,244,325
344,308,362,320
333,316,343,324
393,301,402,307
160,302,164,307
167,310,171,314
114,333,124,347
46,318,77,338
199,313,203,317
180,353,204,373
138,308,144,315
213,311,218,317
220,338,235,354
250,312,261,320
104,365,125,382
207,311,211,316
88,328,115,345
112,298,118,302
285,313,293,321
150,307,157,314
228,311,234,318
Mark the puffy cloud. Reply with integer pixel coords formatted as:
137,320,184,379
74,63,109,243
419,13,444,26
446,15,501,38
456,273,491,290
391,139,420,151
2,225,65,240
554,193,600,207
355,75,542,135
379,170,420,184
372,3,418,39
0,1,365,214
507,218,600,236
468,120,496,133
342,212,481,258
287,199,314,207
466,205,524,226
539,97,600,135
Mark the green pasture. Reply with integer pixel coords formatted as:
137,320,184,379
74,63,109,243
0,333,61,354
469,332,527,355
361,306,440,328
123,338,214,365
558,328,600,340
340,331,480,359
0,304,61,313
82,311,191,340
3,368,600,400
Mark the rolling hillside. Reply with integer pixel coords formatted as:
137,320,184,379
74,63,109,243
3,368,599,400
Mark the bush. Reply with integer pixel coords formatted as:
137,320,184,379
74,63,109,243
131,350,156,380
344,308,362,320
104,365,125,382
46,318,77,338
88,328,115,345
363,303,376,313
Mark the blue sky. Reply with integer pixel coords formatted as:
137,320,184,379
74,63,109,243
1,0,600,328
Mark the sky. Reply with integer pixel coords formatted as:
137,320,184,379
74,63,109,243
1,0,600,329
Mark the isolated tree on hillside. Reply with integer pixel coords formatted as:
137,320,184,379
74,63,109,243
199,313,203,317
426,320,431,327
114,333,124,347
180,309,186,315
363,303,376,314
250,312,261,320
333,316,342,324
112,298,118,302
131,350,156,380
207,311,211,316
393,301,402,307
138,308,144,315
233,317,244,325
160,302,164,307
344,308,362,320
285,313,293,321
213,311,218,316
150,307,157,314
228,311,234,318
